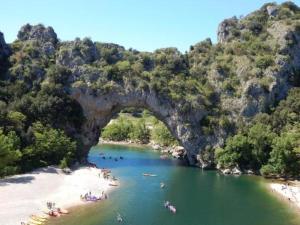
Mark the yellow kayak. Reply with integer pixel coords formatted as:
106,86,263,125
30,215,47,222
29,219,44,225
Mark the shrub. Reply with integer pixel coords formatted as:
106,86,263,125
0,130,22,177
255,55,274,69
151,122,178,146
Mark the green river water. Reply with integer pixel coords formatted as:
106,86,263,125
47,144,300,225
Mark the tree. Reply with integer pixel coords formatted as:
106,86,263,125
21,122,76,170
247,123,276,168
261,128,300,177
0,130,22,177
101,118,133,141
151,122,178,146
215,134,250,168
129,120,150,144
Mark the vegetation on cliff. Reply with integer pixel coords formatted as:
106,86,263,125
216,88,300,177
0,2,300,177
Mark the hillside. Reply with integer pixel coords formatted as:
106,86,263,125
0,1,300,177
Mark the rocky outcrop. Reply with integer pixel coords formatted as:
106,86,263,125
57,38,99,68
217,17,238,43
266,5,279,17
17,23,58,44
0,32,10,60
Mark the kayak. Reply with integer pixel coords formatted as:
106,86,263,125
169,205,177,213
57,208,69,214
143,173,157,177
117,213,123,222
29,219,44,225
44,210,60,217
30,215,47,222
164,201,177,214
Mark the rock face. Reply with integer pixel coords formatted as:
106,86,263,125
266,5,278,16
0,32,10,60
217,17,238,43
57,38,99,68
17,23,58,44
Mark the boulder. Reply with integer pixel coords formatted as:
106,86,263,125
245,169,254,175
222,169,232,175
152,144,161,150
232,167,242,175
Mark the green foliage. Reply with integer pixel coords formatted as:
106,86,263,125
129,119,150,144
151,122,178,146
101,118,133,141
215,134,250,168
101,112,177,146
218,88,300,177
255,55,274,69
261,128,300,177
0,130,22,177
21,122,76,171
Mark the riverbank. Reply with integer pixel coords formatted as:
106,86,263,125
270,181,300,211
99,139,185,159
0,166,112,225
99,139,152,149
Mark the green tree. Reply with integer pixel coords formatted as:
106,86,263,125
215,134,251,168
22,122,76,170
261,128,300,177
247,123,276,168
0,130,22,177
101,118,133,141
151,122,178,146
129,119,150,144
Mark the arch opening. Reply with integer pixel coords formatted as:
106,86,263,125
70,87,207,166
99,107,179,150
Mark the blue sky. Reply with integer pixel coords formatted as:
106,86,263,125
1,0,299,52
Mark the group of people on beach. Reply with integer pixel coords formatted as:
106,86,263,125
280,183,299,203
46,201,69,216
80,191,108,202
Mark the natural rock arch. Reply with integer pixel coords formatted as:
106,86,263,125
70,85,207,166
3,9,300,167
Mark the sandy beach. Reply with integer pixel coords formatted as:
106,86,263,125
270,181,300,210
0,166,112,225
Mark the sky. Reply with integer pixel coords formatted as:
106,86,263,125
1,0,300,52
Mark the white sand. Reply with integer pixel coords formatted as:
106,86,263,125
270,182,300,209
0,166,112,225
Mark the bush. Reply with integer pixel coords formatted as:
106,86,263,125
129,120,150,144
255,55,274,69
151,122,178,146
215,134,250,168
21,122,76,171
101,118,133,141
0,130,22,177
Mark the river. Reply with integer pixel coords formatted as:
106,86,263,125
48,144,300,225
